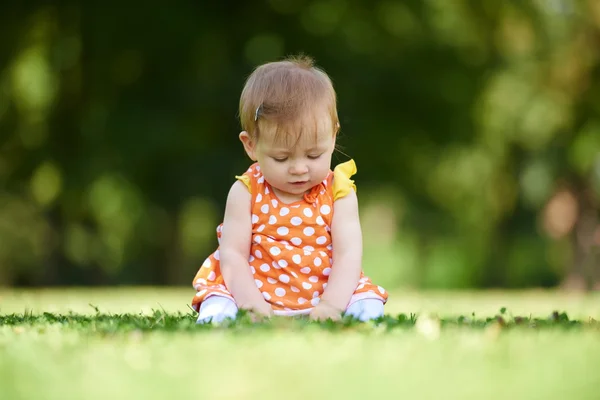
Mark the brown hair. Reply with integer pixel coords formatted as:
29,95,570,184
239,54,339,146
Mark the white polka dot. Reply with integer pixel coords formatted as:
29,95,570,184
265,187,270,194
272,261,280,269
311,297,320,306
279,274,290,283
256,193,263,202
303,250,312,256
262,291,271,300
201,259,211,268
312,291,320,298
195,278,207,285
285,245,293,250
255,165,261,171
278,259,288,268
255,279,263,288
275,287,286,297
360,277,368,283
249,255,256,263
271,199,278,208
308,276,319,283
207,271,216,281
267,277,277,284
291,271,298,278
260,263,270,272
303,227,315,236
300,267,311,274
378,286,386,295
316,216,325,225
257,224,265,232
195,289,207,297
252,214,259,224
319,251,327,257
254,235,261,244
290,217,303,226
291,286,300,293
298,297,307,304
303,246,315,252
277,226,289,236
302,282,312,289
316,236,327,245
269,247,281,256
292,254,302,264
260,204,269,214
275,301,284,306
320,205,331,215
255,250,262,259
327,244,333,251
280,207,290,216
303,208,313,218
323,283,328,289
214,250,220,260
269,215,277,224
314,257,322,267
266,237,274,243
357,283,365,290
257,177,264,184
290,237,302,246
250,266,256,274
323,267,331,276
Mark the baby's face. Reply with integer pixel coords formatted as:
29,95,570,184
253,113,336,201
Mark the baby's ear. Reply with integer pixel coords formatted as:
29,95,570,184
239,131,257,161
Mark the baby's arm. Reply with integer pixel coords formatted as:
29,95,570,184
219,181,273,317
316,190,363,315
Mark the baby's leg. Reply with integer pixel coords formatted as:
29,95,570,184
345,299,384,322
196,296,238,324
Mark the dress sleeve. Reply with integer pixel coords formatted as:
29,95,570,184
332,159,357,201
234,174,252,193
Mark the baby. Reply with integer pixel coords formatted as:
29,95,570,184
192,55,388,323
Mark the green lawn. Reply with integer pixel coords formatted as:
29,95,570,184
1,288,599,400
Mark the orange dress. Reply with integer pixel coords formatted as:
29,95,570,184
191,160,388,316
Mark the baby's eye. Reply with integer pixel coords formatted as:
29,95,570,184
272,157,288,162
307,154,322,160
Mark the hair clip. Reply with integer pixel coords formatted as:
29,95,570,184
254,104,262,122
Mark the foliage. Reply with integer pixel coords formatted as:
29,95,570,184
0,1,599,288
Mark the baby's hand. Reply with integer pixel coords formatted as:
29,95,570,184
309,300,343,322
240,301,274,322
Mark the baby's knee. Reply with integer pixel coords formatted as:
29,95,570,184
196,296,239,324
345,299,384,322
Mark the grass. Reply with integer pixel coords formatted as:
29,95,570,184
1,287,599,400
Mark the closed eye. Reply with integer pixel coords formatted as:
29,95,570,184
308,154,322,160
272,157,288,162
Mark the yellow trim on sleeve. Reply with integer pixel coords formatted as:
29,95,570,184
332,159,357,201
235,174,251,193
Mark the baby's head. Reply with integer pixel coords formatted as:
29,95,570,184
238,55,340,198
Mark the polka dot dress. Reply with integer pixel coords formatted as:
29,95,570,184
191,160,388,315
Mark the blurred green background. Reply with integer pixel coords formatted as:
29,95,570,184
0,0,599,291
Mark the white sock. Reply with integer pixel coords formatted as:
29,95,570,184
197,296,239,324
345,299,384,322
